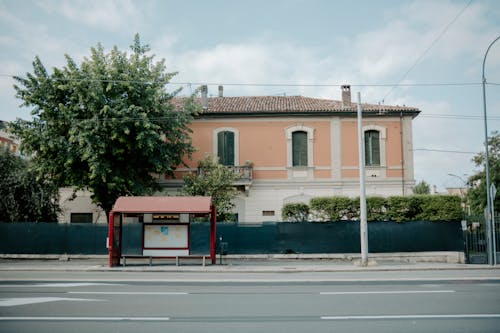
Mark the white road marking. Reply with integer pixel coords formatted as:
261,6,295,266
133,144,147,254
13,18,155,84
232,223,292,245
35,283,124,287
0,297,102,307
68,291,188,295
0,317,170,321
0,283,124,288
321,314,500,320
320,290,455,295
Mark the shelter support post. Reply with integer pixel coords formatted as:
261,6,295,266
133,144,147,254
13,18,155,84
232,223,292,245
108,212,115,267
210,205,217,264
108,212,122,267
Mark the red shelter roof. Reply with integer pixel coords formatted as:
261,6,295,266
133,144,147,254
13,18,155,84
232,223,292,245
111,196,212,214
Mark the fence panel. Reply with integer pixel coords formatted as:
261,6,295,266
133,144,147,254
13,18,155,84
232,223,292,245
0,221,464,255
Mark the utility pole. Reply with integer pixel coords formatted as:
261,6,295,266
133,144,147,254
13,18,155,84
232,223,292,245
482,35,500,266
357,92,368,266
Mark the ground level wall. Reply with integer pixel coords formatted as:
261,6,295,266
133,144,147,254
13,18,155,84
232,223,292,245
0,221,463,255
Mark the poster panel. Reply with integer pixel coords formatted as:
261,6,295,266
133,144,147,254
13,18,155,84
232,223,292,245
143,224,188,249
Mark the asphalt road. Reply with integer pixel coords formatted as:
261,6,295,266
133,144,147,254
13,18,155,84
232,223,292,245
1,272,499,333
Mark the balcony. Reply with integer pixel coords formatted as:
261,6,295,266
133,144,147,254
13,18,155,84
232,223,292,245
198,165,253,194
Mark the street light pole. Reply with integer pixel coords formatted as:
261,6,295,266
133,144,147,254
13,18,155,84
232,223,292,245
357,92,368,267
482,35,500,266
448,173,469,214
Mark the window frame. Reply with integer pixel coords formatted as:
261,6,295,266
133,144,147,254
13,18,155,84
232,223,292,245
285,125,315,178
213,128,239,166
362,125,386,169
365,130,380,166
292,131,308,167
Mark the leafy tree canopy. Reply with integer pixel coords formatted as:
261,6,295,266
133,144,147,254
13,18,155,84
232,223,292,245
467,131,500,214
182,155,238,221
0,147,59,222
413,180,430,195
11,34,197,217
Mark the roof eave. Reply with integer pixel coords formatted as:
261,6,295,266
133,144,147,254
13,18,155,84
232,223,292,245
194,109,421,118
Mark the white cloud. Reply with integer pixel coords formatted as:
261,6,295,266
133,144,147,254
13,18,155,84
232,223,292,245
37,0,142,31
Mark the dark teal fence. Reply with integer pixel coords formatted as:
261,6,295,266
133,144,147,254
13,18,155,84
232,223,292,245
0,221,463,255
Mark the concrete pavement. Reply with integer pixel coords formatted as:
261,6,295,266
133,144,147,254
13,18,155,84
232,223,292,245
0,252,499,274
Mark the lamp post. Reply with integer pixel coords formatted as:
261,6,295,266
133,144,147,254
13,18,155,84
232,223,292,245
482,35,500,266
448,173,469,215
357,92,368,267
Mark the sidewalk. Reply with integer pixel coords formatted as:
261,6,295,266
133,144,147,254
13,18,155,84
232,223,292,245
0,252,499,273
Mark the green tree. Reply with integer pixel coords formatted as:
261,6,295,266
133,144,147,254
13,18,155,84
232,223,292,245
11,35,197,219
413,180,430,194
467,131,500,214
0,147,59,222
182,155,238,221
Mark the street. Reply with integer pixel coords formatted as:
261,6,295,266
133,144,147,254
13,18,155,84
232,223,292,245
1,269,499,333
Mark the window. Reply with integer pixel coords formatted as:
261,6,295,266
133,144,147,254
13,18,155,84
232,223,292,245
365,130,380,166
292,131,308,167
70,213,93,223
217,131,235,166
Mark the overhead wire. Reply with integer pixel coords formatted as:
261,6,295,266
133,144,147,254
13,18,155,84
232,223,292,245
379,0,474,103
0,73,496,87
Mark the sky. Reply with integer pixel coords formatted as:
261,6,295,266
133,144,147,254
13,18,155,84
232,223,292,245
1,0,499,191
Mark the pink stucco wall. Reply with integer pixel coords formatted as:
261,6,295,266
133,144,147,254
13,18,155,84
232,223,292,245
181,117,407,181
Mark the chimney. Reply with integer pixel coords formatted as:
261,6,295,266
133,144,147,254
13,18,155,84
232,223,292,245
218,85,223,97
341,85,351,108
201,84,208,109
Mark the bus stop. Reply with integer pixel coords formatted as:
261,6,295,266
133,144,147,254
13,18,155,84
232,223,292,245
107,196,216,267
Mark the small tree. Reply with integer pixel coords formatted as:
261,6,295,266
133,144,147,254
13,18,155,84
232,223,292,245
0,147,59,222
413,180,430,194
182,155,238,221
467,131,500,214
11,35,196,220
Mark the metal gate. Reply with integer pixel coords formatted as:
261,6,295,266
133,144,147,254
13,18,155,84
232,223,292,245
464,216,499,264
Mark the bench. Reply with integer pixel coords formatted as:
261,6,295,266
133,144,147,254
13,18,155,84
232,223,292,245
121,255,209,267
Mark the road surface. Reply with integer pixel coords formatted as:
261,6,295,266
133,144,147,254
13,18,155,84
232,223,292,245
1,270,499,332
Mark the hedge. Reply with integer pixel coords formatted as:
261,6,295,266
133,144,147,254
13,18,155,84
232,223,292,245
283,195,462,222
281,202,309,222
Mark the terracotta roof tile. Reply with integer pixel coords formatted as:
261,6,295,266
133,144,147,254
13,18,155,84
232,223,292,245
172,95,419,115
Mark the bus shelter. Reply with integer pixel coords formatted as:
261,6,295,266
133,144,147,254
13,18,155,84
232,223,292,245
107,196,216,267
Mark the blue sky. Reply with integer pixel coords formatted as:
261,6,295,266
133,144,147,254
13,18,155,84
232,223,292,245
1,0,499,191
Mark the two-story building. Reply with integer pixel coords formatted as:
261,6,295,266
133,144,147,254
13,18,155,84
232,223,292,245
162,85,420,223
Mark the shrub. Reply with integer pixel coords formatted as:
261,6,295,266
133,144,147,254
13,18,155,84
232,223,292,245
416,195,462,221
310,196,356,221
366,196,388,221
309,194,462,222
281,202,310,222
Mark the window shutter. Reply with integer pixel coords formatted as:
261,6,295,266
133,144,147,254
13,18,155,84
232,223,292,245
365,130,380,166
292,131,308,167
218,131,235,166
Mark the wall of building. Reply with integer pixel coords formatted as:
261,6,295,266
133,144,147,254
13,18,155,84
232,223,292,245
56,114,416,224
58,187,107,224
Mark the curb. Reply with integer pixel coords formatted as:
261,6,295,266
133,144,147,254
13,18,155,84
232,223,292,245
0,251,466,263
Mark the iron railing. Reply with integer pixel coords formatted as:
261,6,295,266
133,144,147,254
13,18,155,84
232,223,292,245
198,165,253,182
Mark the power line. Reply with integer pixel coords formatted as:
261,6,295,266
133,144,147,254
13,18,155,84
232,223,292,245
2,73,497,87
419,114,500,121
413,148,477,154
380,0,474,102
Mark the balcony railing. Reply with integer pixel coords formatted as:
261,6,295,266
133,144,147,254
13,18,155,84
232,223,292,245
198,165,253,182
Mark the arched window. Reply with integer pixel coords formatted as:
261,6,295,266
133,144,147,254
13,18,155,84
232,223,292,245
365,130,380,166
292,131,308,167
217,131,235,166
